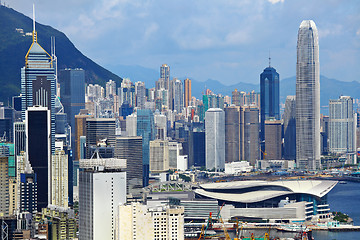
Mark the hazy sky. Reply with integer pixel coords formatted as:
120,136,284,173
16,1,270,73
8,0,360,85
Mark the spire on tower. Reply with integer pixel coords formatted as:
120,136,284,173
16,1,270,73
32,4,37,42
268,50,271,67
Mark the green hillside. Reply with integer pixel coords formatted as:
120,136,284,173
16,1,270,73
0,5,122,103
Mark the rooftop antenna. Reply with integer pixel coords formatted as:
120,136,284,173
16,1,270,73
32,4,37,42
268,50,271,67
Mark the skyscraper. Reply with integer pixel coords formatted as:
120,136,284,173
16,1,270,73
296,20,320,170
184,78,191,108
58,68,85,133
26,106,51,210
137,109,155,186
51,150,68,208
225,106,241,163
85,118,116,158
205,108,225,171
329,96,356,154
283,96,296,160
114,136,143,192
260,62,280,157
21,16,56,154
160,64,170,90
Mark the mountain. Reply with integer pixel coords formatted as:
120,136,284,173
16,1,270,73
0,5,122,103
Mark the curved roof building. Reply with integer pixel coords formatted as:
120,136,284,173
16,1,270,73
195,180,337,218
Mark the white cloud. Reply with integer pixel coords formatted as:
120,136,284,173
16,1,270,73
268,0,285,4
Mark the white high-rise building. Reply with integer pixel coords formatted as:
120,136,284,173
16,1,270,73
79,159,127,240
205,108,225,171
126,113,137,137
106,80,117,98
296,20,321,170
135,81,146,109
51,150,68,208
329,96,356,154
116,203,184,240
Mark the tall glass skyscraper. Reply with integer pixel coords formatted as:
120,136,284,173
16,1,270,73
260,64,280,157
296,20,320,170
136,109,155,186
205,108,225,171
58,68,85,132
21,23,56,154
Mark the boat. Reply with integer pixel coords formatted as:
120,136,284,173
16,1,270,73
277,224,309,233
339,181,347,184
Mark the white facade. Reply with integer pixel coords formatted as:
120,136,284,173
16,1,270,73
79,170,126,240
225,161,253,174
126,113,137,137
296,20,321,170
154,112,167,140
205,108,225,171
116,202,154,240
106,80,117,98
177,155,188,171
116,203,184,240
51,150,68,208
169,141,182,169
329,96,356,154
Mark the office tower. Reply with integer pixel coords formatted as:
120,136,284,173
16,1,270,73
283,96,296,160
320,115,330,155
26,106,51,210
126,113,137,137
241,106,260,165
58,69,85,133
0,105,14,142
0,143,15,178
20,172,38,213
21,19,55,154
260,63,280,157
149,140,169,173
75,113,92,160
114,136,143,192
0,156,9,215
154,112,167,140
137,109,155,186
160,64,170,90
85,118,116,158
12,95,22,121
189,130,205,167
106,80,117,98
184,78,191,108
135,81,146,109
296,20,320,170
14,121,26,157
205,108,225,171
225,106,241,163
51,150,68,208
264,120,282,160
118,78,135,107
329,96,356,154
79,159,126,240
169,141,182,169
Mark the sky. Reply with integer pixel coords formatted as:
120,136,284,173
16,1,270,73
8,0,360,85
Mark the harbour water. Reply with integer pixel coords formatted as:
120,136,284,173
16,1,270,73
228,181,360,240
312,181,360,240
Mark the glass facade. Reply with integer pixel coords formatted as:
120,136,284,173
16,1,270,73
137,109,155,186
260,66,280,157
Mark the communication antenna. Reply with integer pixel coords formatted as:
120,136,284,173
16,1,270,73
268,50,271,67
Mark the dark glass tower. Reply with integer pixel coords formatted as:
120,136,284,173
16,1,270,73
26,106,50,210
58,69,85,132
260,62,280,157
